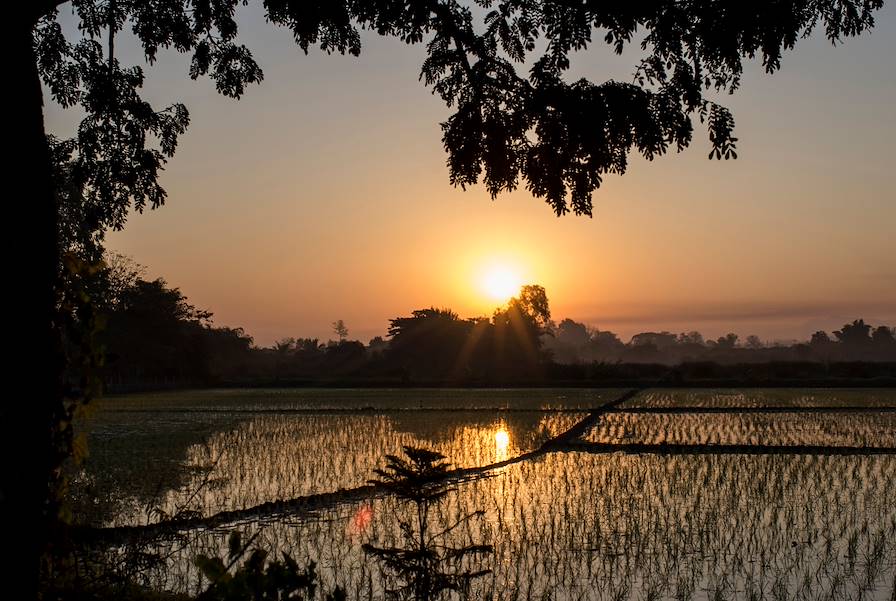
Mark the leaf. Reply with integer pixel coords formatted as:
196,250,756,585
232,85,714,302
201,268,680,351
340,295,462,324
194,555,228,582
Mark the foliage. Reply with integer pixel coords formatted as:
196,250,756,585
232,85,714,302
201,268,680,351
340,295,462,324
52,251,109,525
834,319,873,346
103,279,211,382
332,320,349,342
195,532,345,601
745,335,764,350
38,527,182,601
387,309,478,380
97,272,896,385
713,333,740,350
35,1,884,223
50,141,152,529
101,276,256,387
383,287,553,381
501,284,551,332
363,447,492,601
490,285,552,371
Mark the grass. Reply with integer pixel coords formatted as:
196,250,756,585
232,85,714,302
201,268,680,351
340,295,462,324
118,452,896,600
96,388,628,412
618,388,896,410
70,387,896,600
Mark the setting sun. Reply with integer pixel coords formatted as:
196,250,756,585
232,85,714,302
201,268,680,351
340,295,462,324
479,263,522,303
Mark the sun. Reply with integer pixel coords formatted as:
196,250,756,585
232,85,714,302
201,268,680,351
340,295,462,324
479,263,522,302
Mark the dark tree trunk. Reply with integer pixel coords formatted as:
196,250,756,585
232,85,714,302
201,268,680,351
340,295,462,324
6,8,63,598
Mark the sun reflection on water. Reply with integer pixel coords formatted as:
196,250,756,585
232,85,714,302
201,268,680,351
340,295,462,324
494,425,510,462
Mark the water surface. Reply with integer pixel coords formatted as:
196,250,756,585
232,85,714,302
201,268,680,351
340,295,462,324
74,387,896,600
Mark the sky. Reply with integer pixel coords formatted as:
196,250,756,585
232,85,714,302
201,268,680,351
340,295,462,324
46,4,896,346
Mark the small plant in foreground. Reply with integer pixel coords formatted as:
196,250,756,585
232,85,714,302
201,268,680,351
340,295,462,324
195,531,345,601
363,446,492,601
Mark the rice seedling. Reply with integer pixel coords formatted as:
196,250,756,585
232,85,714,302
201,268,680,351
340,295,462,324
74,388,896,600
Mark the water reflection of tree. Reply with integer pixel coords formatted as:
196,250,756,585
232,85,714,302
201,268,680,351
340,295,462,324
363,447,492,601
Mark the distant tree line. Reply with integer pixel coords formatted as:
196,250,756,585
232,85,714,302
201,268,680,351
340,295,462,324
98,262,555,388
543,318,896,365
92,258,895,390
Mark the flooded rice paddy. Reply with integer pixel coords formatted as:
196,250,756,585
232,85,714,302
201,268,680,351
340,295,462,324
74,388,896,600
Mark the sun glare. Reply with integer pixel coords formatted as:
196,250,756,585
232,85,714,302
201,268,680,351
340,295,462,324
480,264,522,302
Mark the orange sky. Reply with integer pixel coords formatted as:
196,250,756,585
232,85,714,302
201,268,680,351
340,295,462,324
47,4,896,346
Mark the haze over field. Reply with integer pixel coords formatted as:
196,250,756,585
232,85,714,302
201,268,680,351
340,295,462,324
46,3,896,346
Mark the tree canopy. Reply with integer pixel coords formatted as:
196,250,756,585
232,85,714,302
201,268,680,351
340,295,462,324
36,0,884,229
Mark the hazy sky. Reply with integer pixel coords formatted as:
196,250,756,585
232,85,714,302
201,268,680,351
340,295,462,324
46,4,896,346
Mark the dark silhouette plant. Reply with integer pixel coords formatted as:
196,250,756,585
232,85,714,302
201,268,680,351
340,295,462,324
363,446,492,601
195,531,346,601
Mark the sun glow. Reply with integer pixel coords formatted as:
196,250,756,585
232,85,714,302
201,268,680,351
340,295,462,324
479,263,522,303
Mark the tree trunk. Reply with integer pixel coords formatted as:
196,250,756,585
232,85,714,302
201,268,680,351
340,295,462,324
6,9,63,598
